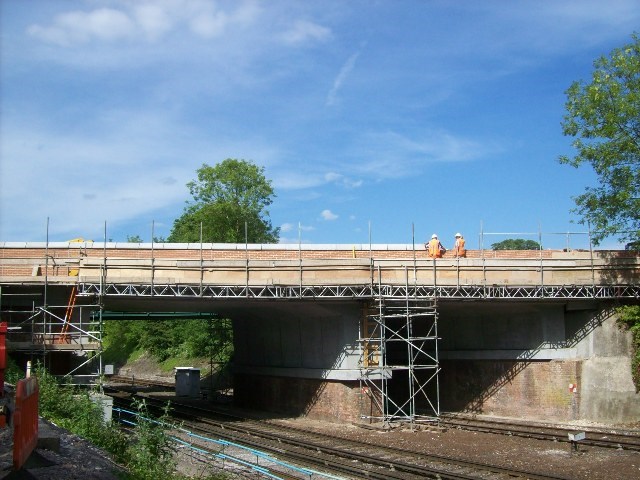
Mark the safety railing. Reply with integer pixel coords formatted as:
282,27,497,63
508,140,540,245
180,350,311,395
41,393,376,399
1,244,639,294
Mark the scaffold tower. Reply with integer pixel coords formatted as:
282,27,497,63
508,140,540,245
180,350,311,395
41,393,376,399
359,276,440,425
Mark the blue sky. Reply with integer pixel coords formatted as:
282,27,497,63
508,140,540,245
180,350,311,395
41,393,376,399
1,1,638,249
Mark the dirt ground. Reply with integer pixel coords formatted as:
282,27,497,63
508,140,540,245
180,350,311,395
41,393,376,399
273,416,640,480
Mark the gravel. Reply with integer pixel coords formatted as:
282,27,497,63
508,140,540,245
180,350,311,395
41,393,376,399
2,413,639,479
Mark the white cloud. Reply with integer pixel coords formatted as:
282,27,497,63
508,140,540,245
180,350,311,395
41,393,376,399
280,19,332,45
324,172,363,188
324,172,341,183
189,9,229,38
26,1,262,47
327,52,360,106
132,4,174,41
0,122,192,240
278,223,315,243
0,104,284,241
321,209,338,221
348,129,499,180
27,8,136,46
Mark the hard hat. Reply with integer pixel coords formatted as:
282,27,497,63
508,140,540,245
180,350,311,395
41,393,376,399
431,234,438,239
455,233,462,237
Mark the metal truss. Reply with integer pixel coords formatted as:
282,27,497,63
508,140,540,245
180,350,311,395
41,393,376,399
77,282,640,300
79,282,381,299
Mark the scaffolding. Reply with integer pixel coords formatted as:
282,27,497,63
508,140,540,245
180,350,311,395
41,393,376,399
358,265,441,426
0,284,103,383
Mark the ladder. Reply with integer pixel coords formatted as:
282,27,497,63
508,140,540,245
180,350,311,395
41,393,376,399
57,286,77,344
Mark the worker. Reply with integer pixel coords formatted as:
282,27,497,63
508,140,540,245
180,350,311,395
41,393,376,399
426,234,446,258
453,233,466,258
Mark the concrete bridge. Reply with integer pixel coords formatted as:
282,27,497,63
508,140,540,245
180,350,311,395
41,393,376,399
1,242,639,425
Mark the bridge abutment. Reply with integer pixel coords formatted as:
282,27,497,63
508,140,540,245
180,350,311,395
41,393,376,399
436,303,638,424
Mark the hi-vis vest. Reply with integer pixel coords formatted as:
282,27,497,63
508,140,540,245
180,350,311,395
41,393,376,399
428,238,443,258
454,237,466,257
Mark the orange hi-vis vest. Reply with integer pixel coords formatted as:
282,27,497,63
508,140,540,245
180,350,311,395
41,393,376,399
427,238,443,258
453,237,466,257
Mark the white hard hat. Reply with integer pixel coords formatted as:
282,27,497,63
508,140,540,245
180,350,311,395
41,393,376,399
455,232,462,237
431,234,438,239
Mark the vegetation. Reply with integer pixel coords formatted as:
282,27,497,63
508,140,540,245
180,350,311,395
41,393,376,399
617,306,640,392
126,235,166,243
559,33,640,247
491,238,541,250
32,367,169,478
168,159,279,243
103,318,232,366
124,399,177,480
14,365,228,479
4,356,24,384
35,367,129,462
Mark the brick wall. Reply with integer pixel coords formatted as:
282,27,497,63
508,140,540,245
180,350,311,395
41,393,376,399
236,361,586,423
234,374,371,423
440,359,582,421
1,245,560,262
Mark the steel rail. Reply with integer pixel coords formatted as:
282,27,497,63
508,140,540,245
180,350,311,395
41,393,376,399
439,415,640,452
108,390,570,480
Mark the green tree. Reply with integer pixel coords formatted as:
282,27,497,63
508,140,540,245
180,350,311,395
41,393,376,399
491,239,541,250
168,159,279,243
559,33,640,246
126,235,165,243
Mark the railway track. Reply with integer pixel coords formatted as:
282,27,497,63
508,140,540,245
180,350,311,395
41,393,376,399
439,413,640,452
105,386,569,480
107,375,640,452
108,374,176,390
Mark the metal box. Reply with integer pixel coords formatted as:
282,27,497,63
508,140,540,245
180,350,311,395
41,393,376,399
175,367,200,397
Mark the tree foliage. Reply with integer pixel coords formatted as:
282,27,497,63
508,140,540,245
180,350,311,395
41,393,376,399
168,159,279,243
491,238,541,250
559,33,640,246
103,318,233,364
